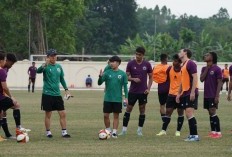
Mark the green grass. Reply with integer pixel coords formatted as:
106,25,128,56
1,90,232,157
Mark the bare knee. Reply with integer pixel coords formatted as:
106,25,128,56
166,108,174,117
104,113,110,119
139,104,146,114
126,105,133,113
208,108,216,116
185,108,194,118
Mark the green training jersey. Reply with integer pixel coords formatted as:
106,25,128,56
37,63,68,96
98,69,128,102
104,64,111,72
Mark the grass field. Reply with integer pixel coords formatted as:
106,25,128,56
1,90,232,157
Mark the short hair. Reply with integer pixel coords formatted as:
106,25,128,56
225,64,228,66
0,52,5,60
173,54,181,63
209,51,217,64
32,62,35,64
136,47,145,55
160,53,168,62
6,53,17,63
183,48,192,58
109,55,121,64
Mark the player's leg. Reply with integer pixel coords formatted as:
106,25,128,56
183,96,199,142
119,93,136,135
45,111,53,138
56,96,70,138
204,98,215,136
58,110,70,138
0,109,6,141
207,99,221,138
157,107,173,136
28,78,31,92
157,96,174,136
137,104,146,136
226,79,229,92
158,93,168,123
112,113,119,138
111,102,122,138
12,101,21,129
32,78,35,93
136,94,148,136
42,94,53,138
176,108,184,136
208,108,221,138
1,111,14,139
103,101,112,133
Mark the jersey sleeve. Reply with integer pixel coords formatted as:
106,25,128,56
98,72,107,85
147,62,153,73
201,66,206,75
123,72,128,98
229,65,232,76
126,62,131,73
187,60,197,74
216,67,222,79
59,65,68,90
0,69,7,82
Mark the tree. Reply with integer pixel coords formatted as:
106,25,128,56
179,27,195,47
76,0,138,54
0,0,85,59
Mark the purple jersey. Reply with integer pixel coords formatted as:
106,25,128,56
182,60,199,97
126,60,152,93
0,68,7,100
229,65,232,76
28,66,37,78
158,66,171,94
201,65,222,98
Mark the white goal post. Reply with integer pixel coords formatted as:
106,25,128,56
30,54,135,62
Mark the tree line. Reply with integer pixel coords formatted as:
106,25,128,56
0,0,231,61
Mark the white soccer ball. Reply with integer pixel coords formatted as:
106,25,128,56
17,133,29,143
98,129,111,140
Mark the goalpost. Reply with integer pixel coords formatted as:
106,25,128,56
30,54,135,62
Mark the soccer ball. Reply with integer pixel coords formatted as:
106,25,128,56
17,133,29,143
98,129,111,140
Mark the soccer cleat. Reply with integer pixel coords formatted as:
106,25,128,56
19,127,31,133
47,134,53,138
207,132,216,137
211,133,222,139
137,130,143,136
184,135,200,142
156,130,167,136
118,131,127,136
0,136,7,142
62,134,71,138
6,135,16,140
112,133,118,139
175,131,181,137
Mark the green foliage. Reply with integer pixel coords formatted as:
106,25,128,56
1,2,232,61
0,0,86,58
75,0,138,54
119,33,183,61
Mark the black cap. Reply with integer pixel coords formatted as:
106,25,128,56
109,55,121,64
46,49,57,56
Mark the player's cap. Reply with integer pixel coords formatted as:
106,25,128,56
46,49,57,56
109,55,121,64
